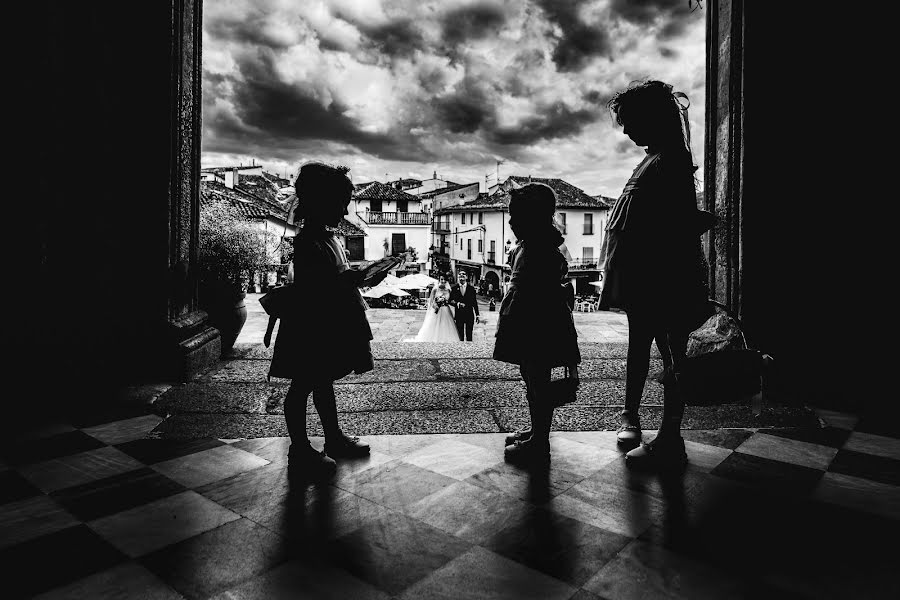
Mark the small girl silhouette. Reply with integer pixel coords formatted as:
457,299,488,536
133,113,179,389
493,183,581,466
267,162,389,481
599,80,712,471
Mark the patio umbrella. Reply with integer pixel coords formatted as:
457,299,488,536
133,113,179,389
588,280,604,287
362,282,410,298
396,273,439,289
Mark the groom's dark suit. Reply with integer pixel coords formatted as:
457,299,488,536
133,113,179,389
449,282,479,341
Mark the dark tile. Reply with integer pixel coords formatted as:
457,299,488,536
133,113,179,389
141,517,289,600
757,426,851,449
334,460,458,510
484,508,632,587
680,429,754,450
584,458,710,503
196,461,291,518
114,437,224,465
1,430,106,466
51,467,186,521
0,470,43,504
326,510,471,596
67,404,154,428
853,414,900,439
828,449,900,486
2,525,127,599
710,452,823,496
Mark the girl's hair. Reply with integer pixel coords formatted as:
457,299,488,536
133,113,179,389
293,161,353,221
509,183,562,242
607,80,694,163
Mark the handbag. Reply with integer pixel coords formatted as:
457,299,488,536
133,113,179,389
674,301,770,408
547,366,579,408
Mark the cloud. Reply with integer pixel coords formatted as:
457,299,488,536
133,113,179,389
609,0,696,40
534,0,612,71
201,0,707,196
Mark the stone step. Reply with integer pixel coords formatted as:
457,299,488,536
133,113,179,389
200,357,665,384
152,404,817,439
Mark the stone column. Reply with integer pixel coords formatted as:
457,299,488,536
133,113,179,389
167,0,221,379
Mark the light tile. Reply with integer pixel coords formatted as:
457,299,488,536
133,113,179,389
548,436,620,477
399,546,575,600
406,480,533,544
335,460,458,510
208,558,390,600
33,561,181,600
0,495,79,550
584,540,746,600
548,487,663,538
813,472,900,520
88,490,240,557
683,440,733,472
402,438,502,480
18,446,145,493
735,433,838,471
553,430,621,449
843,431,900,461
81,415,164,445
151,444,270,488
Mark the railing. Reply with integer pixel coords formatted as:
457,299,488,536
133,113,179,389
568,259,599,270
365,211,429,225
433,224,451,233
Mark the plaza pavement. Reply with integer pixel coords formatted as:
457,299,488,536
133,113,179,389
148,293,815,440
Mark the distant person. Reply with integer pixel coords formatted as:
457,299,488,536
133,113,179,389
599,80,712,471
413,275,460,342
449,271,479,341
266,162,390,481
493,183,581,465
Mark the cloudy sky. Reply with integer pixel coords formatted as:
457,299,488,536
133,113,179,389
201,0,706,197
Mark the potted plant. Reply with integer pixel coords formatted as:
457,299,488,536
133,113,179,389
198,197,278,356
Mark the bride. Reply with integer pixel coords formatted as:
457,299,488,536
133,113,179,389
413,275,460,342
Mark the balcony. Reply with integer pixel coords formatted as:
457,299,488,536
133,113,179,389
364,211,430,225
487,251,496,264
568,259,600,271
433,222,451,233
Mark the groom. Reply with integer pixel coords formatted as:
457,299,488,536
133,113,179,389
449,271,479,341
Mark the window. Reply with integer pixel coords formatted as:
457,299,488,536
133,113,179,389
478,212,483,224
397,199,408,213
488,240,496,263
583,213,594,235
462,213,466,224
478,239,483,253
370,199,382,212
467,239,472,259
558,212,567,234
582,246,594,263
460,238,464,250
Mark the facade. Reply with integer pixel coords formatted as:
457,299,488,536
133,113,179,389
349,181,430,272
433,176,612,294
417,182,481,273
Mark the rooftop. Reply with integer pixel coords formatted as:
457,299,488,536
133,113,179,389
354,181,420,202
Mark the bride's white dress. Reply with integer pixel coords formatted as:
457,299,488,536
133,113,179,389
414,285,460,342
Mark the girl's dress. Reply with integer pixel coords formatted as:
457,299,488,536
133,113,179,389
598,148,709,331
269,226,374,381
414,285,460,342
493,228,581,367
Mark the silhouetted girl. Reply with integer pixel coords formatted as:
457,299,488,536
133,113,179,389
268,162,388,480
494,183,581,465
599,80,711,471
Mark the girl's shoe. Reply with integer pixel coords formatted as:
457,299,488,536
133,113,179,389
504,438,550,466
505,428,533,446
288,446,337,481
324,433,370,458
624,436,687,472
616,424,642,449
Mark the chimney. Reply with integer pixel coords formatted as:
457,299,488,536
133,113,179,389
225,167,239,189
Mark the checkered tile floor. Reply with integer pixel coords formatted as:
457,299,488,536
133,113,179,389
2,407,897,599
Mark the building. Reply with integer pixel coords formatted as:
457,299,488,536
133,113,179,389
416,182,481,273
432,176,612,294
348,181,430,272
